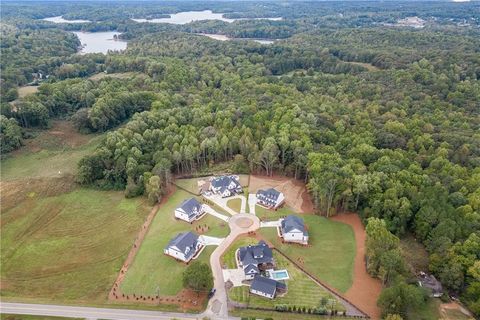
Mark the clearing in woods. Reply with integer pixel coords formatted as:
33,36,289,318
249,175,314,213
1,121,101,181
119,189,229,297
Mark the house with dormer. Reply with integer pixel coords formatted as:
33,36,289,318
174,198,204,223
256,188,285,209
237,240,275,279
164,231,202,263
280,215,309,245
209,175,242,197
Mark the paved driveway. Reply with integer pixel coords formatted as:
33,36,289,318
203,204,230,222
260,219,282,228
204,194,247,215
222,268,246,287
205,214,260,319
248,194,257,215
199,235,224,246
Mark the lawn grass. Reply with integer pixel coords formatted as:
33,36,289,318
228,252,346,312
227,198,242,213
255,205,292,221
260,214,355,293
120,189,229,296
230,309,359,320
1,315,81,320
1,188,151,303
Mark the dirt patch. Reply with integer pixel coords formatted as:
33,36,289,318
440,302,474,320
249,175,314,213
331,213,382,319
17,85,39,98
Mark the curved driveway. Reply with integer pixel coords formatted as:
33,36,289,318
204,213,260,319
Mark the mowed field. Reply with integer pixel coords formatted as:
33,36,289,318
120,189,230,296
1,121,153,305
1,121,101,181
1,187,151,303
260,214,356,292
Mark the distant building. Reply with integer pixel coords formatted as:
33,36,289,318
209,175,242,197
418,272,443,297
164,231,202,263
256,188,285,209
174,198,204,223
280,215,309,244
237,241,275,280
250,275,287,299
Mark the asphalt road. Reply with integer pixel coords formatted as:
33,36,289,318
0,302,238,320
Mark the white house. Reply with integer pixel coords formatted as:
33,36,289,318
164,231,202,263
256,188,285,209
209,175,242,198
280,215,309,245
174,198,204,223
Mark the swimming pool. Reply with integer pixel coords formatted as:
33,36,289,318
268,269,290,281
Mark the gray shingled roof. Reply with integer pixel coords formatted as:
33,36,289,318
178,198,202,218
166,231,199,259
238,241,273,267
257,188,281,201
281,215,308,236
250,275,278,296
211,176,240,190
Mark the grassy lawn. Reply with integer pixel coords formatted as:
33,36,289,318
1,123,101,181
228,252,346,312
1,188,151,303
227,198,242,213
260,214,355,293
230,309,359,320
256,205,293,221
120,189,229,296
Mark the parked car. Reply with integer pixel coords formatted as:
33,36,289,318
208,288,216,299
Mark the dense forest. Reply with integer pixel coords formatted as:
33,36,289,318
0,1,479,319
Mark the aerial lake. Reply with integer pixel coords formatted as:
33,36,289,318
73,32,127,54
132,10,281,24
43,16,91,23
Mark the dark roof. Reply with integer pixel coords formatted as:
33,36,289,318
250,275,279,296
166,231,198,256
238,241,273,267
257,188,281,201
281,215,307,236
211,176,240,189
177,198,202,217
